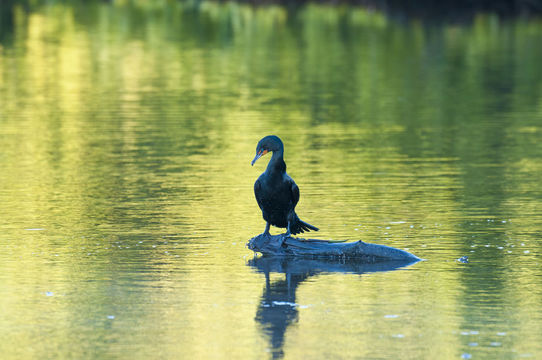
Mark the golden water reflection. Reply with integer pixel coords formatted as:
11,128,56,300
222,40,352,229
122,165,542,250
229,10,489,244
1,1,542,359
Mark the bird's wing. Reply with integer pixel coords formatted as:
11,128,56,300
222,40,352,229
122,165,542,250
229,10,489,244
289,179,300,207
254,178,264,210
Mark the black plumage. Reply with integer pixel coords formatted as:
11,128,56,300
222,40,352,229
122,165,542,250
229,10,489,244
251,135,319,236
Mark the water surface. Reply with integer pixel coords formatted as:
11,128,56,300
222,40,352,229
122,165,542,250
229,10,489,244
1,2,542,359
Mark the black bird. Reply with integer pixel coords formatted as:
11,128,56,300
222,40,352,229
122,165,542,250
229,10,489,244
251,135,319,236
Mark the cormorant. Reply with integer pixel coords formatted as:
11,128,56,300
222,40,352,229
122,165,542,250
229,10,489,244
251,135,319,237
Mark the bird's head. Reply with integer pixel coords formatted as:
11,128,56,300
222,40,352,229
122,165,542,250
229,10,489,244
251,135,284,166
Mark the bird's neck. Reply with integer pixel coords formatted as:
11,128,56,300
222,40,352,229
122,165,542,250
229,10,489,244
266,150,286,174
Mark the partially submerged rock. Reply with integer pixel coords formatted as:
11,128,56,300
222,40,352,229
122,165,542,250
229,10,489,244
247,233,421,263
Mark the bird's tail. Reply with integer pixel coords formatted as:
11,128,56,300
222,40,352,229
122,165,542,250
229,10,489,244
291,217,319,235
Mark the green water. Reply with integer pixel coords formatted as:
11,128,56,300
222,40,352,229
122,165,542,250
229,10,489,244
1,1,542,359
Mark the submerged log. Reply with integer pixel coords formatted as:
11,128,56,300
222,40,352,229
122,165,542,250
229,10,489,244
247,233,421,263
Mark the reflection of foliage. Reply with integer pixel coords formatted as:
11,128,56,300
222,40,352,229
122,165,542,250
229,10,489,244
210,0,542,18
0,1,16,42
1,0,542,239
1,2,542,358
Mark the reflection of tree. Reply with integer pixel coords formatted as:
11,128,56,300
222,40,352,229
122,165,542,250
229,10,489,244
249,257,417,359
0,1,16,43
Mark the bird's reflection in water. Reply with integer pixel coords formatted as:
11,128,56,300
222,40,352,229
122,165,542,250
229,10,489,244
247,256,418,359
